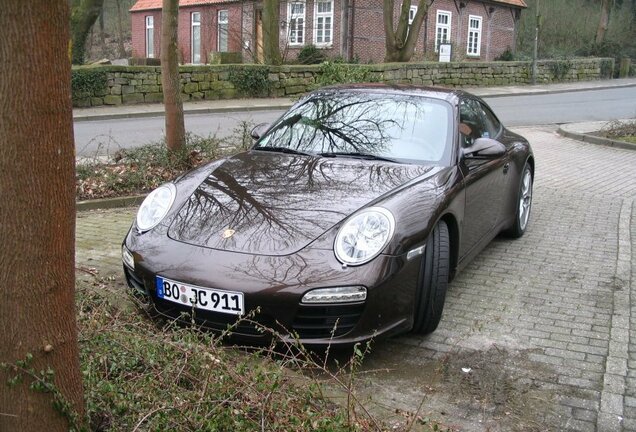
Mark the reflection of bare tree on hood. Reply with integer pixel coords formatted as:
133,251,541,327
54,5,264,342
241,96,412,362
168,152,435,256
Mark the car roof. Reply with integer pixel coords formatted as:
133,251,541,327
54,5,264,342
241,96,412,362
316,83,472,105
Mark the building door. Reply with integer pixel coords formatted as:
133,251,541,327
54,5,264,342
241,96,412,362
255,9,264,63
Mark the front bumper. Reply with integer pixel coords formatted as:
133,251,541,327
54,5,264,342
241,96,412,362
123,233,421,345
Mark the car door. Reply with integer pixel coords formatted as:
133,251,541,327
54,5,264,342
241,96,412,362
458,98,510,258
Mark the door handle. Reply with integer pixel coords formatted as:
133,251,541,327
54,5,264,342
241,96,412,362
503,163,510,174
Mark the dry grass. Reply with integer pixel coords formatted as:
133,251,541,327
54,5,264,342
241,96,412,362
600,119,636,144
77,274,451,432
76,122,254,201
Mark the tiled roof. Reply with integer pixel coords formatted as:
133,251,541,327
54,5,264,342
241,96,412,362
492,0,528,7
130,0,527,13
130,0,235,12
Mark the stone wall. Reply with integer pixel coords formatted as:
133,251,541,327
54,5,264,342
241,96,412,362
71,58,614,108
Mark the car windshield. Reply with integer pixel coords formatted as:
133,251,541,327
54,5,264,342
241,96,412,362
255,92,453,164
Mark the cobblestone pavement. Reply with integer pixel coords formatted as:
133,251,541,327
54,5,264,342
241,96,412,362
75,126,636,431
76,209,134,276
360,126,636,431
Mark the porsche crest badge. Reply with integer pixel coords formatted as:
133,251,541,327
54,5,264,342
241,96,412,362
222,228,235,239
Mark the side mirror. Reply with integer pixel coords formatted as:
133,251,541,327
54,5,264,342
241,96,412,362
462,137,506,158
250,123,269,141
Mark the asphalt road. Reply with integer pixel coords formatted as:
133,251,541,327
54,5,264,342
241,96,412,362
74,86,636,157
487,87,636,125
74,110,283,157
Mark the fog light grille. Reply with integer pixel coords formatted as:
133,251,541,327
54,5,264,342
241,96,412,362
124,266,146,295
292,303,364,339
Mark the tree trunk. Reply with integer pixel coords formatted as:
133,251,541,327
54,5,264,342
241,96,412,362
595,0,612,44
99,6,105,44
0,2,85,431
263,0,281,65
384,0,429,62
161,0,186,153
340,0,350,61
70,0,105,64
116,0,127,58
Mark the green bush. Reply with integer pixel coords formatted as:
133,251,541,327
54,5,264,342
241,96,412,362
128,57,161,66
548,59,572,80
600,58,615,79
576,40,634,78
228,66,271,97
71,68,108,98
209,51,243,64
297,44,326,65
318,62,376,86
495,47,515,61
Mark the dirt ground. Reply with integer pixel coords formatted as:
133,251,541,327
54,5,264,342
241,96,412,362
352,341,580,431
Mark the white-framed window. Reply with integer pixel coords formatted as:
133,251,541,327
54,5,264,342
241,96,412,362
314,0,333,46
218,10,229,52
191,12,201,63
466,15,482,56
145,15,154,58
287,2,305,45
408,5,417,25
435,10,452,52
407,5,417,38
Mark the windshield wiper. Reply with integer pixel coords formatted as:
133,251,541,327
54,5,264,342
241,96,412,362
319,152,397,163
254,146,313,156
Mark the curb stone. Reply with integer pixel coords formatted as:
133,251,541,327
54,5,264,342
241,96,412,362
471,81,636,99
77,194,146,212
73,102,295,123
558,127,636,151
597,199,634,431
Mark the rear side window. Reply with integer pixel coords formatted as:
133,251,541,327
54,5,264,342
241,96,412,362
459,98,502,142
478,102,502,139
459,99,485,146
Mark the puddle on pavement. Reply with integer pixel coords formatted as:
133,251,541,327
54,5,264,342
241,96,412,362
354,341,576,431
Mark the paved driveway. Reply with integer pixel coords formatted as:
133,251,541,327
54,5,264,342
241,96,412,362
75,126,636,431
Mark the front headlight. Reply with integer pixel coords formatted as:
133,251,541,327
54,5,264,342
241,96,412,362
136,183,176,233
334,207,395,265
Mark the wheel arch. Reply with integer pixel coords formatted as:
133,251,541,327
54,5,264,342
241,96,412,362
526,155,535,177
439,212,459,282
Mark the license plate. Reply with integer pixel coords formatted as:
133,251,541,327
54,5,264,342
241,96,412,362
156,276,244,315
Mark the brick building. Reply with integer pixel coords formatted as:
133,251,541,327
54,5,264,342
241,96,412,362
130,0,526,64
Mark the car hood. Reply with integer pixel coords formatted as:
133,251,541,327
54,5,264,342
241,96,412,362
168,151,439,255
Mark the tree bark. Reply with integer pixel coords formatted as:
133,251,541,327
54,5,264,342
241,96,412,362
98,6,105,44
263,0,281,65
595,0,612,43
116,0,127,58
384,0,429,62
70,0,105,64
340,0,350,61
161,0,186,153
0,2,85,431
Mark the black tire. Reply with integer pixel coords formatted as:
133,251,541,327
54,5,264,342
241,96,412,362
411,220,450,335
504,162,533,239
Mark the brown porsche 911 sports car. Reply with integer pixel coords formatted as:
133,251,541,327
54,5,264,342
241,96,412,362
122,84,533,345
